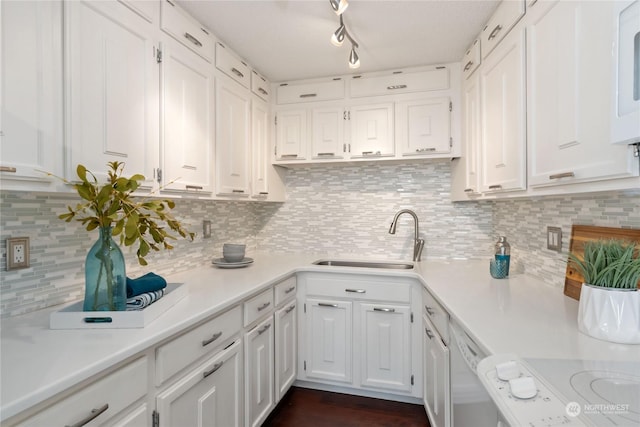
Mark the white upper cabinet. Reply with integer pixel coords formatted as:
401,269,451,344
251,70,271,102
462,39,481,79
277,79,345,104
311,106,346,159
216,42,250,88
160,0,214,62
251,97,270,198
481,0,525,59
461,73,481,196
479,24,526,193
349,103,395,158
161,37,214,193
65,0,159,184
275,109,307,160
1,0,63,187
396,97,451,157
527,0,638,187
349,68,449,98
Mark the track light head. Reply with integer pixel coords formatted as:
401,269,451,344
331,24,346,46
348,46,360,69
329,0,348,15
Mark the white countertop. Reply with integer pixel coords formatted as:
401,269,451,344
2,253,638,421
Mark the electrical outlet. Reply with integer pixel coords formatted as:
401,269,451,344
547,227,562,252
7,237,30,270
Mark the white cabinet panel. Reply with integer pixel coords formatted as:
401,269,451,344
461,73,481,195
350,103,394,158
244,316,274,427
251,97,270,198
275,302,297,401
65,0,158,184
275,109,307,160
161,38,213,192
423,315,450,427
311,106,345,159
396,97,451,157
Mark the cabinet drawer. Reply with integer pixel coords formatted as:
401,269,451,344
244,288,274,326
20,356,147,427
305,275,411,303
481,0,525,59
275,276,297,306
156,305,242,385
422,287,449,343
216,42,250,88
349,68,449,98
462,39,481,79
277,79,345,104
160,0,214,62
251,70,271,101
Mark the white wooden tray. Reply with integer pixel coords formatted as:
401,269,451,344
49,283,187,329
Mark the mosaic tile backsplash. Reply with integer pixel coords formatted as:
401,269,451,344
2,161,639,317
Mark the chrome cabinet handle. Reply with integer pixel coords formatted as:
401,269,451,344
424,305,435,315
257,301,271,311
415,148,436,152
202,331,223,347
203,361,223,378
387,84,407,90
374,307,396,313
66,404,109,427
0,166,17,173
232,189,245,193
362,151,381,156
549,172,575,180
257,323,271,335
463,60,474,71
258,87,269,95
231,67,244,78
284,286,295,294
425,328,434,340
345,289,366,293
285,304,296,314
317,152,335,157
488,184,503,190
299,93,317,98
319,303,338,307
488,24,503,41
280,154,298,159
184,32,203,47
464,188,475,193
186,185,203,190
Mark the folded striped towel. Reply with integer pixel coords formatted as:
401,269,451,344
126,272,167,298
126,289,165,311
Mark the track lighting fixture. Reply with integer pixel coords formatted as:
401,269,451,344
328,0,360,69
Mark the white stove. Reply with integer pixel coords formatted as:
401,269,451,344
477,354,640,427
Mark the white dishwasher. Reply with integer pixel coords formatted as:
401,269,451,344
449,319,499,427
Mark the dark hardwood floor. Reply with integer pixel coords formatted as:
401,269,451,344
262,387,431,427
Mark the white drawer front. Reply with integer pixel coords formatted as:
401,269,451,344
422,287,449,343
276,79,345,104
462,38,481,79
305,275,411,303
21,357,148,427
251,70,270,101
244,288,274,326
160,0,214,62
156,305,242,385
349,68,449,98
216,42,250,88
274,276,297,306
481,0,525,59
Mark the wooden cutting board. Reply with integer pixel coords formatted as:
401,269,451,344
564,225,640,300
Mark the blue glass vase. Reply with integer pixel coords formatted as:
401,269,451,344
84,226,126,311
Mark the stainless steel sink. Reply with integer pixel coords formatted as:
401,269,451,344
313,260,414,269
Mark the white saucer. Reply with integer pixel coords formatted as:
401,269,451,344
212,257,254,268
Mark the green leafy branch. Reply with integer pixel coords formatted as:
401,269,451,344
43,162,195,265
568,239,640,289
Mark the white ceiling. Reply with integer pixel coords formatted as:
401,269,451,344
175,0,500,83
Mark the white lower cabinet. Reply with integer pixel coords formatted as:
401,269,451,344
423,314,450,427
244,316,275,427
156,340,242,427
275,301,297,401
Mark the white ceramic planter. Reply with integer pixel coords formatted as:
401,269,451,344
578,284,640,344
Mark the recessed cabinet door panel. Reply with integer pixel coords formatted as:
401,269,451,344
275,109,307,160
350,103,394,158
305,299,352,383
275,302,297,401
245,316,275,427
162,41,213,192
312,107,344,159
423,315,450,427
252,97,270,197
480,25,526,193
462,74,481,195
66,0,158,184
397,98,451,156
360,303,411,392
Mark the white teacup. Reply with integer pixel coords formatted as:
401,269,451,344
223,243,246,262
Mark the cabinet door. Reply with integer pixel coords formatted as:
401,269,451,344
311,106,345,159
275,302,297,402
156,340,242,427
359,303,412,392
245,316,274,427
161,39,214,192
396,97,451,157
480,24,526,193
0,0,63,184
350,103,394,158
65,0,158,184
527,0,637,187
275,109,307,160
462,74,481,195
216,76,251,196
423,315,450,427
112,403,148,427
251,96,270,198
304,298,352,384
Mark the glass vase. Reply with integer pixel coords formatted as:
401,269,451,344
84,226,126,311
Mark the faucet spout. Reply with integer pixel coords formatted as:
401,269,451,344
389,209,424,261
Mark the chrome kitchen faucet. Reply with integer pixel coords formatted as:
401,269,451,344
389,209,424,261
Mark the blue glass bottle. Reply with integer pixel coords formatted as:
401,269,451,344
84,226,126,311
494,236,511,277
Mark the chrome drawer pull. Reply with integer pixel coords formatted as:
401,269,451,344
258,323,271,335
184,32,203,47
257,301,271,311
425,328,434,340
345,289,366,293
284,286,296,294
317,152,335,156
549,171,575,180
416,148,436,152
186,185,203,190
66,404,109,427
362,151,381,156
464,188,475,193
387,84,407,90
231,67,244,78
424,305,435,315
488,184,503,190
202,331,223,347
319,303,338,307
280,154,298,159
463,60,474,71
285,304,296,314
258,87,269,95
203,361,224,378
487,24,503,41
259,192,269,195
374,307,395,313
0,166,17,173
232,189,245,193
299,93,317,98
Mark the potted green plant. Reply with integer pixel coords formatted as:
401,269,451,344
50,162,194,311
569,239,640,344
